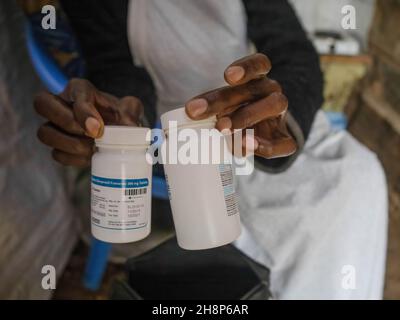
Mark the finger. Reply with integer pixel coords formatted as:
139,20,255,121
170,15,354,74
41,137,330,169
59,78,102,104
37,123,94,156
236,115,297,158
215,117,232,132
254,115,292,141
255,135,297,159
225,129,258,158
186,77,281,120
34,91,84,135
241,133,259,157
52,150,91,167
224,53,271,86
230,92,288,130
73,102,104,139
60,79,104,138
112,96,143,126
91,95,143,127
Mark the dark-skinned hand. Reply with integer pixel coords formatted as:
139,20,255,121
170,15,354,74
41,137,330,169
34,78,143,167
185,53,297,159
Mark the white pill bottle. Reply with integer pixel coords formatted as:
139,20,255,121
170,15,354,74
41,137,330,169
161,107,241,250
91,126,152,243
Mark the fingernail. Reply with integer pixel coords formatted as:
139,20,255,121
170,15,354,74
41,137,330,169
186,98,208,118
85,117,101,137
225,66,245,83
217,117,232,133
244,135,259,152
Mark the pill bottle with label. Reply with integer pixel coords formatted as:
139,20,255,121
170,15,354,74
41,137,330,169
161,107,241,250
91,126,152,243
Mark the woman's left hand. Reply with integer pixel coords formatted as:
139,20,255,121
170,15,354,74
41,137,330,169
185,53,297,159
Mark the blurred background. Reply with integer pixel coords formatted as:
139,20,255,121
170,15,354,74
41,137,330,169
0,0,398,299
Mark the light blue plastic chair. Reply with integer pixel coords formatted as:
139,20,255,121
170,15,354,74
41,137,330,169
325,111,348,131
25,21,168,291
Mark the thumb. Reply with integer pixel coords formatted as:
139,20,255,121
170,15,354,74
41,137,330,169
73,100,105,138
60,79,105,138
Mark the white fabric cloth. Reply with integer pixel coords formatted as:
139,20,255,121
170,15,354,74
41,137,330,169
234,111,388,299
127,0,388,299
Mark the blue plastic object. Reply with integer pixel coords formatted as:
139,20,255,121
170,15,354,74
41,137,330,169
25,20,169,291
83,239,112,291
25,22,68,94
152,176,168,199
325,111,348,131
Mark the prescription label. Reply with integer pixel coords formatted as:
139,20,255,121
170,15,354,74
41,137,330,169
218,164,239,217
91,175,149,231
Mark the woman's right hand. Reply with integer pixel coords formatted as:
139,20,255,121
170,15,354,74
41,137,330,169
34,78,144,167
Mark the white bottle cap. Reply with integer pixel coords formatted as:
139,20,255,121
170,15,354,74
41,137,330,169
160,106,217,130
95,126,150,147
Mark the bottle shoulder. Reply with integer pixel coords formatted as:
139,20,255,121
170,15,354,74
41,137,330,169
92,150,152,176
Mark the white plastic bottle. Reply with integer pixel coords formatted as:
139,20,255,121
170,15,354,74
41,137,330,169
161,107,241,250
91,126,152,243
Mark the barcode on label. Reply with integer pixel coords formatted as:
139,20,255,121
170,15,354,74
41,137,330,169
125,188,147,196
219,164,239,216
225,193,239,216
220,170,233,187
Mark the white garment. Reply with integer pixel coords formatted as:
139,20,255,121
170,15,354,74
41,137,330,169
127,0,248,116
235,111,388,299
127,0,388,299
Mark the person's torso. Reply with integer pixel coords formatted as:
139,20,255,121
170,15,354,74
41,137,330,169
127,0,249,116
